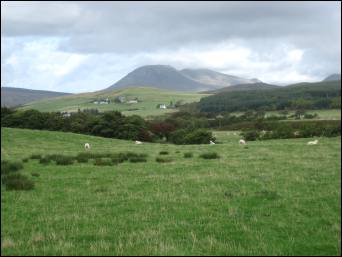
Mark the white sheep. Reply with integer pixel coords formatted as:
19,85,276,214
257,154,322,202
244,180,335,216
307,139,318,145
135,140,142,144
84,143,91,150
209,140,216,145
239,139,246,145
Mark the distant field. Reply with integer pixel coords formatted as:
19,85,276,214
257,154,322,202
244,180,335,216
231,109,341,120
1,128,341,255
20,87,209,118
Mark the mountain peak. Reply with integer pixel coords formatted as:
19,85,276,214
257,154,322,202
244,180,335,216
106,65,261,92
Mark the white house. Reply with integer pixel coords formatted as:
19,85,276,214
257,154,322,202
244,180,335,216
61,111,72,117
159,104,167,109
127,100,138,104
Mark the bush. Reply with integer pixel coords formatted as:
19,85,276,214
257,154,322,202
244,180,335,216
159,151,169,155
241,130,259,141
2,173,34,191
1,160,23,175
31,172,40,177
39,157,51,165
75,155,89,163
30,154,42,160
22,158,29,163
169,128,215,145
184,152,193,158
94,158,113,166
156,157,173,163
55,155,74,165
199,152,220,159
129,156,147,163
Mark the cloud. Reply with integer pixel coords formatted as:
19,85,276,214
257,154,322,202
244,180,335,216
1,1,341,92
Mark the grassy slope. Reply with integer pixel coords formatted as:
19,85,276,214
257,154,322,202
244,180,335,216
20,87,209,117
1,128,341,256
230,109,341,120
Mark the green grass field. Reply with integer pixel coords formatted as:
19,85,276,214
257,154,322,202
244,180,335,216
20,87,209,118
1,128,341,256
231,109,341,120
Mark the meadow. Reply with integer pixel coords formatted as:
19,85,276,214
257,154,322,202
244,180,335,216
20,87,209,118
1,128,341,256
230,109,341,120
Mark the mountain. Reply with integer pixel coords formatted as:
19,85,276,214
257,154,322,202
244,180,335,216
323,74,341,82
1,87,71,108
106,65,260,92
180,68,260,89
202,82,279,94
106,65,207,92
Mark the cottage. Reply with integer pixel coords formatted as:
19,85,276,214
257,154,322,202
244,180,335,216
61,111,72,117
157,104,167,109
127,100,138,104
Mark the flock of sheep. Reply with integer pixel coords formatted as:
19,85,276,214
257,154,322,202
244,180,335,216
83,138,319,150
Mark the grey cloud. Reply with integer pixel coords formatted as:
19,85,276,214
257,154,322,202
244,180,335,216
2,2,340,53
1,1,341,91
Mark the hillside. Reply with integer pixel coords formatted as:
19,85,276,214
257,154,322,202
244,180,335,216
198,80,341,112
106,65,259,92
202,82,279,94
20,87,209,117
1,127,341,255
323,74,341,81
180,68,260,89
1,87,71,108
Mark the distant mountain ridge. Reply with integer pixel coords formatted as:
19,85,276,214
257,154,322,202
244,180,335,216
180,68,260,89
1,87,71,108
106,65,260,92
323,74,341,82
202,82,279,94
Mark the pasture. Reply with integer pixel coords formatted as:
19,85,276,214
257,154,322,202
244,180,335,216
20,87,209,118
1,128,341,256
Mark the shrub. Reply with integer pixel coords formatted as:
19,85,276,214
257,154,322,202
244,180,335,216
44,154,61,162
30,154,42,160
1,160,23,175
76,155,89,163
39,157,51,165
129,156,147,163
169,128,215,145
22,158,29,163
2,173,34,191
94,158,113,166
241,130,259,141
159,151,169,155
55,155,74,165
199,152,220,159
31,172,40,177
184,152,193,158
156,157,173,163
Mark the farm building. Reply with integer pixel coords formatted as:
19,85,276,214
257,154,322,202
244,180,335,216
127,100,138,104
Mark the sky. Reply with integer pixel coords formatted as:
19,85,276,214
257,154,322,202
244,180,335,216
1,1,341,93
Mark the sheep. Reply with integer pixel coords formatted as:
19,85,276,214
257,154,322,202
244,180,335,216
135,140,142,144
84,143,91,150
307,139,318,145
239,139,246,145
209,140,215,145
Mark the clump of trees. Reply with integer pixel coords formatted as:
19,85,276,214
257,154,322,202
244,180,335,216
1,108,214,145
1,108,152,141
